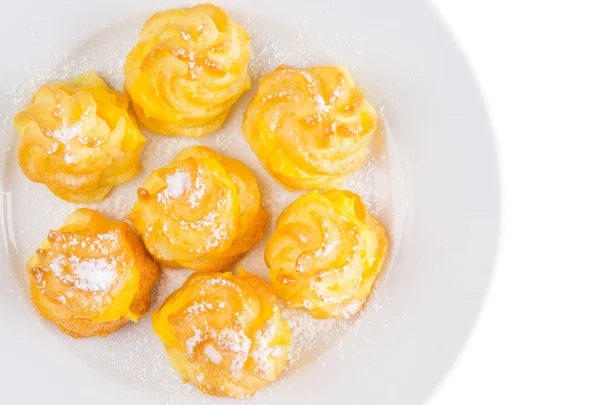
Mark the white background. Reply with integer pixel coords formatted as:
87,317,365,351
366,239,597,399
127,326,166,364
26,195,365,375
430,1,600,404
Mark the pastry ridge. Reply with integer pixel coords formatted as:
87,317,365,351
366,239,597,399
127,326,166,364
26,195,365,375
152,269,291,399
127,146,267,272
14,71,145,202
124,3,252,137
265,190,388,318
242,65,377,189
28,208,160,338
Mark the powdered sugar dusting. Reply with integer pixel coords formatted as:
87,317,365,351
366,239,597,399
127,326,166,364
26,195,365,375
158,172,191,203
186,327,204,356
313,93,329,113
184,321,253,374
185,301,213,314
48,121,84,144
335,300,363,319
46,254,117,292
47,105,92,148
222,328,252,373
314,234,338,257
72,257,117,292
251,319,284,375
63,146,79,164
188,173,206,208
283,309,350,367
204,344,223,364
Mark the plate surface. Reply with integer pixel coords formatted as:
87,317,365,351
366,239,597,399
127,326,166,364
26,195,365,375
0,0,500,404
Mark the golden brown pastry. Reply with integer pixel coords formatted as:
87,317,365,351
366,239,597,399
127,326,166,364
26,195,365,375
124,4,251,137
127,146,267,272
265,190,388,318
242,65,377,190
152,270,290,399
27,209,159,338
14,71,145,202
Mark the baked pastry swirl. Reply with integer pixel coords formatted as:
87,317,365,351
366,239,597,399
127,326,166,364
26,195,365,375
14,71,145,202
265,190,388,318
124,3,251,137
242,65,377,190
27,209,159,338
152,270,291,399
127,146,267,272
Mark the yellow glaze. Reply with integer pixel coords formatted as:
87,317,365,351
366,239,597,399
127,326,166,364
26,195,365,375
124,3,251,137
243,65,377,189
265,190,388,318
14,71,145,202
28,209,159,338
127,146,267,272
152,270,290,399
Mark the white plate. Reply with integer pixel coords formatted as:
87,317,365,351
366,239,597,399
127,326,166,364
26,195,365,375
0,0,500,404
